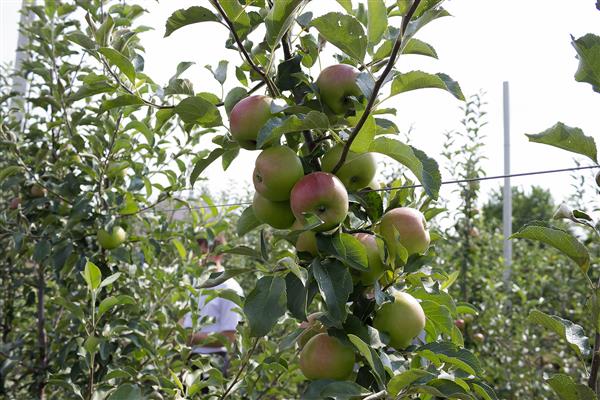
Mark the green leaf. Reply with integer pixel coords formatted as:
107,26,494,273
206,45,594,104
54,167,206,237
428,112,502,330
511,222,591,272
335,0,353,13
98,295,136,320
311,259,353,324
369,137,441,198
100,94,144,112
0,166,23,182
285,273,309,321
547,374,598,400
388,369,436,396
528,310,590,357
421,300,454,338
82,260,101,291
99,272,121,289
99,47,136,84
348,334,386,387
572,33,600,93
302,380,369,400
172,239,186,259
316,233,369,271
84,336,101,355
417,341,483,376
66,31,96,50
206,60,228,85
107,383,142,400
237,206,262,237
243,276,287,337
199,268,249,289
190,148,225,185
347,113,377,153
391,71,464,100
403,8,451,44
525,122,597,163
265,0,305,48
367,0,387,46
403,38,438,58
257,111,329,148
175,96,222,128
311,12,367,61
164,6,219,37
471,382,499,400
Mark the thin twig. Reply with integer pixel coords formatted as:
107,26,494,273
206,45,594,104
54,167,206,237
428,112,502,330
331,0,422,174
219,338,260,400
363,390,388,400
209,0,278,97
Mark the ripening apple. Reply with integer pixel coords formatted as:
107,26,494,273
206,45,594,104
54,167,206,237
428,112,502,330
374,291,426,349
299,333,355,380
30,184,47,198
321,144,377,192
229,95,273,150
252,193,295,229
290,172,348,232
352,233,386,285
473,332,485,343
455,319,465,330
316,64,362,114
9,197,21,210
292,220,318,256
463,314,475,324
298,312,326,348
379,207,430,257
253,146,304,201
97,226,127,250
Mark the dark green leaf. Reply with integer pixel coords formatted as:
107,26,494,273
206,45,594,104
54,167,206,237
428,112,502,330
99,47,136,84
547,373,598,400
317,233,369,271
367,0,387,46
311,259,353,324
528,310,590,357
100,95,144,112
175,96,222,127
243,276,287,337
257,111,329,148
311,12,367,61
107,383,142,400
388,369,436,396
572,33,600,92
98,295,136,320
402,38,438,58
391,71,464,100
265,0,305,48
286,273,308,320
525,122,597,163
190,148,225,185
237,206,262,237
302,380,369,400
348,334,385,388
164,6,219,37
82,260,102,291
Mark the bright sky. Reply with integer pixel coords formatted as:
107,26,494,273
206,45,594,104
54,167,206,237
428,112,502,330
2,0,599,206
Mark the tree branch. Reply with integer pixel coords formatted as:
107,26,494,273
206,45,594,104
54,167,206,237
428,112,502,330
331,0,422,174
363,390,387,400
219,338,260,400
210,0,278,97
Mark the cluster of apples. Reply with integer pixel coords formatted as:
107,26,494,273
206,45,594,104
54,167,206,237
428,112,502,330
229,64,432,381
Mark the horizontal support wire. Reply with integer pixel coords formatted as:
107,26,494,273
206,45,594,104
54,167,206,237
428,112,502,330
150,164,600,213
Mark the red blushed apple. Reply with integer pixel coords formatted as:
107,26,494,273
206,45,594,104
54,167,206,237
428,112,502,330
9,197,21,210
290,172,349,232
316,64,362,114
252,192,295,229
374,291,426,350
229,95,273,150
299,333,355,380
379,207,430,257
253,146,304,201
353,233,386,285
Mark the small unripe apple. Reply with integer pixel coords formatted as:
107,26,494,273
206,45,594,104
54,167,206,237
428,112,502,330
229,95,273,150
596,170,600,188
9,197,21,210
321,144,377,192
374,291,426,349
316,64,362,114
298,312,326,348
379,207,430,257
290,172,349,232
97,226,127,250
463,314,475,324
253,146,304,201
252,193,295,229
30,184,47,198
299,333,355,380
292,220,318,256
352,233,386,285
454,319,465,330
473,332,485,343
468,227,480,238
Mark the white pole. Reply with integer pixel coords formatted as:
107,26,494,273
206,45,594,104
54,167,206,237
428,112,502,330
502,81,513,286
10,0,35,124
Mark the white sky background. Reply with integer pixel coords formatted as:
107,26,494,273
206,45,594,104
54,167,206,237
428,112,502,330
2,0,600,207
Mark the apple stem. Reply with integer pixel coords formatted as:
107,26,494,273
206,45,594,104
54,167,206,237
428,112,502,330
210,0,279,97
331,0,422,175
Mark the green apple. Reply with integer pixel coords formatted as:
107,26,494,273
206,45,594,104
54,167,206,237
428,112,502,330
30,184,47,198
316,64,362,114
253,146,304,201
290,172,348,232
321,144,377,192
379,207,430,256
299,333,355,380
473,332,485,343
374,291,425,349
97,226,127,250
229,95,273,150
252,192,295,229
352,233,386,285
292,220,318,256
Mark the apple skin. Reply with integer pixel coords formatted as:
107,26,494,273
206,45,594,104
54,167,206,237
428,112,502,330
596,170,600,187
299,333,355,380
292,220,318,256
463,314,475,324
473,333,485,343
379,207,430,257
9,197,21,210
252,193,295,229
253,146,304,201
30,184,47,198
321,144,377,192
455,319,465,330
97,226,127,250
290,172,349,232
298,312,326,348
316,64,362,114
352,233,386,285
374,291,426,349
229,95,273,150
